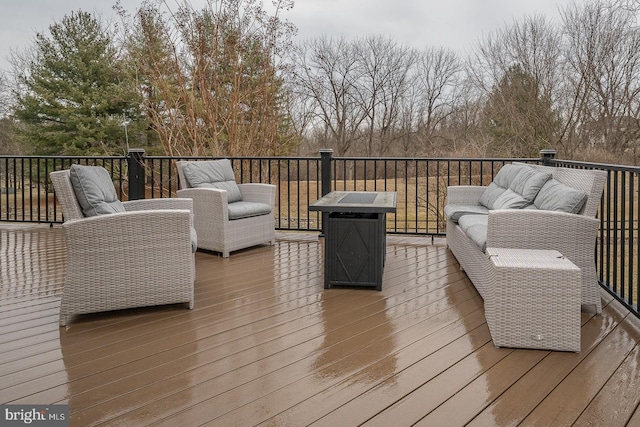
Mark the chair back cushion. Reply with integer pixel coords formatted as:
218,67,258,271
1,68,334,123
508,167,552,202
480,163,551,209
479,164,521,209
69,164,126,217
181,159,243,203
533,179,588,214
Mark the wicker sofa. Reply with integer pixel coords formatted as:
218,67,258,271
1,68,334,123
445,162,607,314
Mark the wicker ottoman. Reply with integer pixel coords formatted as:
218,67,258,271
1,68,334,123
485,248,581,352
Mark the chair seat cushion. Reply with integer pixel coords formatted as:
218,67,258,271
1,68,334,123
181,159,243,203
444,204,489,223
69,164,125,217
457,214,488,252
227,201,272,220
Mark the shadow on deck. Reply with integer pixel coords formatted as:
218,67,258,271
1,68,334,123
2,224,640,426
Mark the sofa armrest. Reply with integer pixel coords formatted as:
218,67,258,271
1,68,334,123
123,198,193,214
447,186,487,205
238,183,276,207
486,209,599,251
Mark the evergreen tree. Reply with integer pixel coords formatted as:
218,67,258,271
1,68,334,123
481,64,560,158
12,10,144,155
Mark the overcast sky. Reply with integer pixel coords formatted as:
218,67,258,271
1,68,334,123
0,0,586,73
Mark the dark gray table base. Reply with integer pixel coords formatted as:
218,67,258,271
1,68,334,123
310,191,397,291
325,212,386,290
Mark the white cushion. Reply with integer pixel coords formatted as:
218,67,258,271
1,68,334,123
479,182,507,210
492,189,529,209
509,168,552,202
480,164,551,209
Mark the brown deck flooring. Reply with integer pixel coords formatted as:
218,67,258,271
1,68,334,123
2,224,640,426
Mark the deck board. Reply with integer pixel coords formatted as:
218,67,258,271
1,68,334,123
1,224,640,426
573,322,640,426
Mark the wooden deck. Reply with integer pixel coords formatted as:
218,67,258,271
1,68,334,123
2,224,640,426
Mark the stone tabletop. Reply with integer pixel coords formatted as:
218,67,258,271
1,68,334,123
309,191,397,213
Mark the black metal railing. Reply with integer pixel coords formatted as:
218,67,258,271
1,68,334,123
549,157,640,318
1,155,129,223
2,151,533,234
1,149,638,318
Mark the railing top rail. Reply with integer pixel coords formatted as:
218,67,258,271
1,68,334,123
144,155,321,161
331,156,541,162
3,153,635,171
142,155,542,162
550,158,640,173
0,155,127,160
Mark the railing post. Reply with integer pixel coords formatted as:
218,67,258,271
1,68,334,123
319,149,333,236
540,149,557,166
320,149,333,196
128,148,146,200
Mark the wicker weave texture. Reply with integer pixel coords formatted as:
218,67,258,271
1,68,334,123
176,161,275,257
445,165,606,314
486,248,581,352
446,186,487,205
51,170,195,326
50,170,85,221
487,209,600,313
446,218,491,299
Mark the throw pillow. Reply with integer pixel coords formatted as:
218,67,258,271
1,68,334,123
509,167,552,202
492,189,529,209
480,164,524,209
533,179,588,214
479,183,507,210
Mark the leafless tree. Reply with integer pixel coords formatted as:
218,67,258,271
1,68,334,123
291,36,463,157
467,14,562,157
290,36,368,156
413,46,462,152
352,35,415,156
0,73,21,154
119,0,296,157
560,0,640,158
610,0,640,12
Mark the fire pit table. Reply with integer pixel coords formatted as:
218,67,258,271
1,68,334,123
309,191,397,290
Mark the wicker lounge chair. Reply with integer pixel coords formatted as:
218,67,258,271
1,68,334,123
51,166,195,326
176,160,275,257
